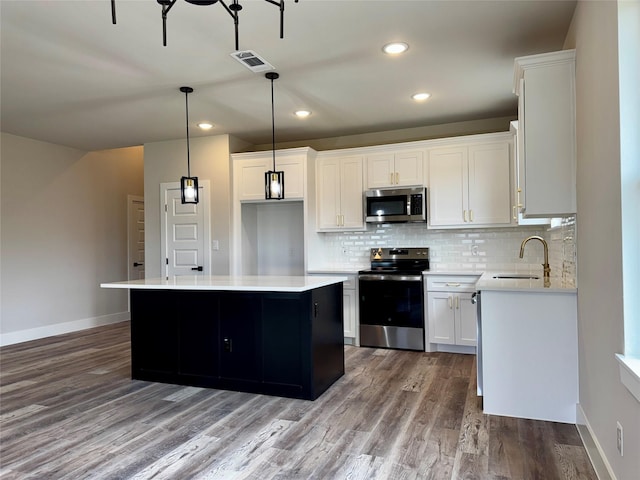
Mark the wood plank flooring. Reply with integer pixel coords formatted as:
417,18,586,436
0,322,597,479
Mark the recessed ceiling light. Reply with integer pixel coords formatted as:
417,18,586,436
294,110,311,118
412,92,431,101
197,122,214,130
383,42,409,55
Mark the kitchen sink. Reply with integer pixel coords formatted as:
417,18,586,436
492,273,540,280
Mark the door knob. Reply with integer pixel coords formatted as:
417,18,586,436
133,262,144,267
191,266,203,271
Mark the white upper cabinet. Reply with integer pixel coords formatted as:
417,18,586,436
232,148,310,202
427,135,512,228
316,154,365,231
514,49,576,218
366,150,424,188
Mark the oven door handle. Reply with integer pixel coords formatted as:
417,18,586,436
359,274,423,282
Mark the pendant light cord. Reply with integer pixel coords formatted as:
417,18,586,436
270,76,276,171
184,89,191,178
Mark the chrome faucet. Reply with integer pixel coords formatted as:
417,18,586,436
519,235,550,279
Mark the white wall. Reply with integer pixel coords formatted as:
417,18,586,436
565,2,640,479
0,133,143,345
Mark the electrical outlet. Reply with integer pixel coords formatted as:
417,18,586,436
616,421,624,456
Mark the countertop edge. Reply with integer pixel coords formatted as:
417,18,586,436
100,275,348,293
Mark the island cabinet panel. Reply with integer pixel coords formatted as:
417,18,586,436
129,284,344,400
219,293,261,385
177,292,220,383
261,293,308,397
130,290,180,380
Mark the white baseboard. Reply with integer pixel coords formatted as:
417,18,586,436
0,312,130,347
576,404,616,480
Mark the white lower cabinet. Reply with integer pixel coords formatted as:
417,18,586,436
425,275,479,351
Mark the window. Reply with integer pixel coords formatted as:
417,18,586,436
616,0,640,402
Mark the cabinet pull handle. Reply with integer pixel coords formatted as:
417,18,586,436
336,214,340,226
390,173,394,184
470,209,474,222
341,215,345,226
513,205,517,220
455,296,459,309
445,282,461,287
448,296,453,309
463,210,468,222
395,172,399,184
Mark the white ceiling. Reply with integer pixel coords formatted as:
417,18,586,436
0,0,576,152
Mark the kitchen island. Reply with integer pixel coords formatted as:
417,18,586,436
101,275,347,400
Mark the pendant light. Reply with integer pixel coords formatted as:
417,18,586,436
265,72,284,200
179,86,199,204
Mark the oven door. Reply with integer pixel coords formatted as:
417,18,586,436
358,274,425,351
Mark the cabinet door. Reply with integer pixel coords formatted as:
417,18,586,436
467,142,512,225
455,293,477,346
366,153,394,188
219,293,260,382
130,290,179,376
343,289,356,338
177,291,219,379
236,158,271,201
427,292,455,345
394,150,424,186
277,156,305,200
316,157,342,230
521,57,576,217
261,294,306,390
428,147,468,226
339,156,365,229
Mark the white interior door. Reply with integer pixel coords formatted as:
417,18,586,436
127,196,145,280
160,182,210,278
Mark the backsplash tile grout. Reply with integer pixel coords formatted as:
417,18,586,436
312,217,577,285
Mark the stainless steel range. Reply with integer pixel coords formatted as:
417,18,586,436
359,247,429,351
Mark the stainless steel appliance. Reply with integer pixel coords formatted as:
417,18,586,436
365,187,426,223
359,247,429,351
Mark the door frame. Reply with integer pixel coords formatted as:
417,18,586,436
160,181,211,278
127,195,145,281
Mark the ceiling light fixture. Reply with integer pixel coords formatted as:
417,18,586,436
412,92,431,101
179,86,199,204
110,0,300,51
383,42,409,54
198,122,214,130
265,72,284,200
294,110,311,118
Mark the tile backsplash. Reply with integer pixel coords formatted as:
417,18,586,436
312,217,577,285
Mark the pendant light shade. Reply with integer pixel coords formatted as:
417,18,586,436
179,86,199,204
181,176,199,203
265,72,284,200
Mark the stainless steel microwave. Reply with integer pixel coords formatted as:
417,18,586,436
365,187,426,223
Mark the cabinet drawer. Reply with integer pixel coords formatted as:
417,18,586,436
426,275,479,292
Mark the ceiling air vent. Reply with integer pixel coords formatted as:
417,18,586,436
230,50,275,73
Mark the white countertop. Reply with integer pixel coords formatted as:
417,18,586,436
101,275,348,293
476,271,577,293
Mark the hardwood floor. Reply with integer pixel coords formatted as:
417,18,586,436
0,322,596,480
